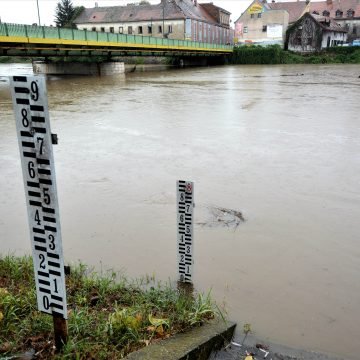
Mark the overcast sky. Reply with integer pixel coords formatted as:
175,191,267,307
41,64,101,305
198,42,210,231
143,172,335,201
0,0,251,26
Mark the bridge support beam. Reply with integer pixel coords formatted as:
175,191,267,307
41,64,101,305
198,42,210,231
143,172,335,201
32,61,125,76
175,55,227,68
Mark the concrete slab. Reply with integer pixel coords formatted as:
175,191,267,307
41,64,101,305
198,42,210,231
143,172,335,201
126,320,236,360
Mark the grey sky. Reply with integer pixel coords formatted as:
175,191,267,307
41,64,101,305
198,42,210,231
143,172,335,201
0,0,251,26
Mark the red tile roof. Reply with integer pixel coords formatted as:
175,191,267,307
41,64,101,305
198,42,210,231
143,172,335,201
74,0,226,26
311,13,348,32
269,0,360,23
309,0,360,19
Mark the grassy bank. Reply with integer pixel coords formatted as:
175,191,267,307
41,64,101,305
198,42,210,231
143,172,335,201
0,57,33,64
230,45,360,64
0,255,218,359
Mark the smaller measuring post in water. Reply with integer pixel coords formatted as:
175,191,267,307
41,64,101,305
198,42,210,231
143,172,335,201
9,75,68,348
177,180,194,283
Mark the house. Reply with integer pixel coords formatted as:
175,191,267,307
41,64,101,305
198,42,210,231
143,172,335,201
74,0,232,45
234,0,290,46
235,0,359,47
308,0,360,43
286,12,347,52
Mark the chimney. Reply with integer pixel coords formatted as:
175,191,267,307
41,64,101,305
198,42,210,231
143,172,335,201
326,0,332,4
95,2,98,7
194,0,197,6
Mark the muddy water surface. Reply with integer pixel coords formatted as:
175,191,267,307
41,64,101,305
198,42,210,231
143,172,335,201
0,64,359,359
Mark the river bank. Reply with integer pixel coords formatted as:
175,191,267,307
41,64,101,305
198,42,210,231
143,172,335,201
230,45,360,64
0,255,217,359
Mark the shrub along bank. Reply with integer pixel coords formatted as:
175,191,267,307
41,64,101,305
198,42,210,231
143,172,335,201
0,255,217,359
230,45,360,64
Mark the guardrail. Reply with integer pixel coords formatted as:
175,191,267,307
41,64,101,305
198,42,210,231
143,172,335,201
0,22,233,52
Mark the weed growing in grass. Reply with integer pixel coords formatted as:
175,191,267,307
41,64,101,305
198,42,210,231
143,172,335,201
0,255,220,359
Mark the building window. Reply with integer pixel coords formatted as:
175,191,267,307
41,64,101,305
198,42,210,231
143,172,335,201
110,27,114,33
244,26,248,33
347,9,355,17
335,10,343,17
148,25,152,34
119,26,123,33
323,10,330,16
250,13,255,18
138,26,143,34
168,25,173,33
353,25,357,34
100,27,105,32
92,27,96,31
262,25,267,32
158,25,162,33
128,26,133,34
258,13,262,18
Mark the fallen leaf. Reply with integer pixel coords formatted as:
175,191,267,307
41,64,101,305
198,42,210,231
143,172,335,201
0,288,9,297
148,314,169,327
0,341,11,353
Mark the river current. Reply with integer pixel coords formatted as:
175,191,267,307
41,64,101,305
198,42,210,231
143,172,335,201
0,63,359,359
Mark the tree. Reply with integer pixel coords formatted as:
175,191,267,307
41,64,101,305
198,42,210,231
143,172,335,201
54,0,84,28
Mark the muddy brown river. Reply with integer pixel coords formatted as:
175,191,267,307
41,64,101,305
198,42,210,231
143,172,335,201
0,63,359,359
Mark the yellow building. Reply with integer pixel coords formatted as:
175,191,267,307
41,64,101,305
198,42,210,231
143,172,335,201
234,0,290,46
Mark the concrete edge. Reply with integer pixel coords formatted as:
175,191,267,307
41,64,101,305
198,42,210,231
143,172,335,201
125,320,236,360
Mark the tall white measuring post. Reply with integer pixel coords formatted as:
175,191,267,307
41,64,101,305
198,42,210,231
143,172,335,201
10,75,68,349
177,180,194,287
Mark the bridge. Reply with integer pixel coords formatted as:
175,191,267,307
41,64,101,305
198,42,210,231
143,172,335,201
0,23,233,58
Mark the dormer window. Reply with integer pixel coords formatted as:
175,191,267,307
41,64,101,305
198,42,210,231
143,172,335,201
347,9,355,17
322,10,330,16
335,9,343,17
312,11,319,15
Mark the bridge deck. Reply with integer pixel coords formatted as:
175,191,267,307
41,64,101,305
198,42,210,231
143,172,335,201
0,23,233,57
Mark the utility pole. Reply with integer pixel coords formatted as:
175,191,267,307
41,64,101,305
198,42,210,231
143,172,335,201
162,3,165,38
36,0,41,25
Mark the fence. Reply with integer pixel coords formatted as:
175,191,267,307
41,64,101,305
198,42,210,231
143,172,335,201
0,23,233,52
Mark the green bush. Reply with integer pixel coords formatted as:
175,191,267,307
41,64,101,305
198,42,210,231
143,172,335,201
230,45,360,64
231,44,285,64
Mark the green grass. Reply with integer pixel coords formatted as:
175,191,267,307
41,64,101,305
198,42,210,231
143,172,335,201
0,255,218,359
0,57,33,63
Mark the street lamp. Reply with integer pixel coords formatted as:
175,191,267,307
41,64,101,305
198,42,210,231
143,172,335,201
36,0,41,25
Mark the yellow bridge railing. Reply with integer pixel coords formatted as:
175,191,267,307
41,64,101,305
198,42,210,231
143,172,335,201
0,23,233,54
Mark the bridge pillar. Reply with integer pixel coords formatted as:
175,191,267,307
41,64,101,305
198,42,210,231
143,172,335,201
32,61,125,76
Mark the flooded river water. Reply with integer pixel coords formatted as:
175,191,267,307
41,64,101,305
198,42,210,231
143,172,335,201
0,63,359,359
